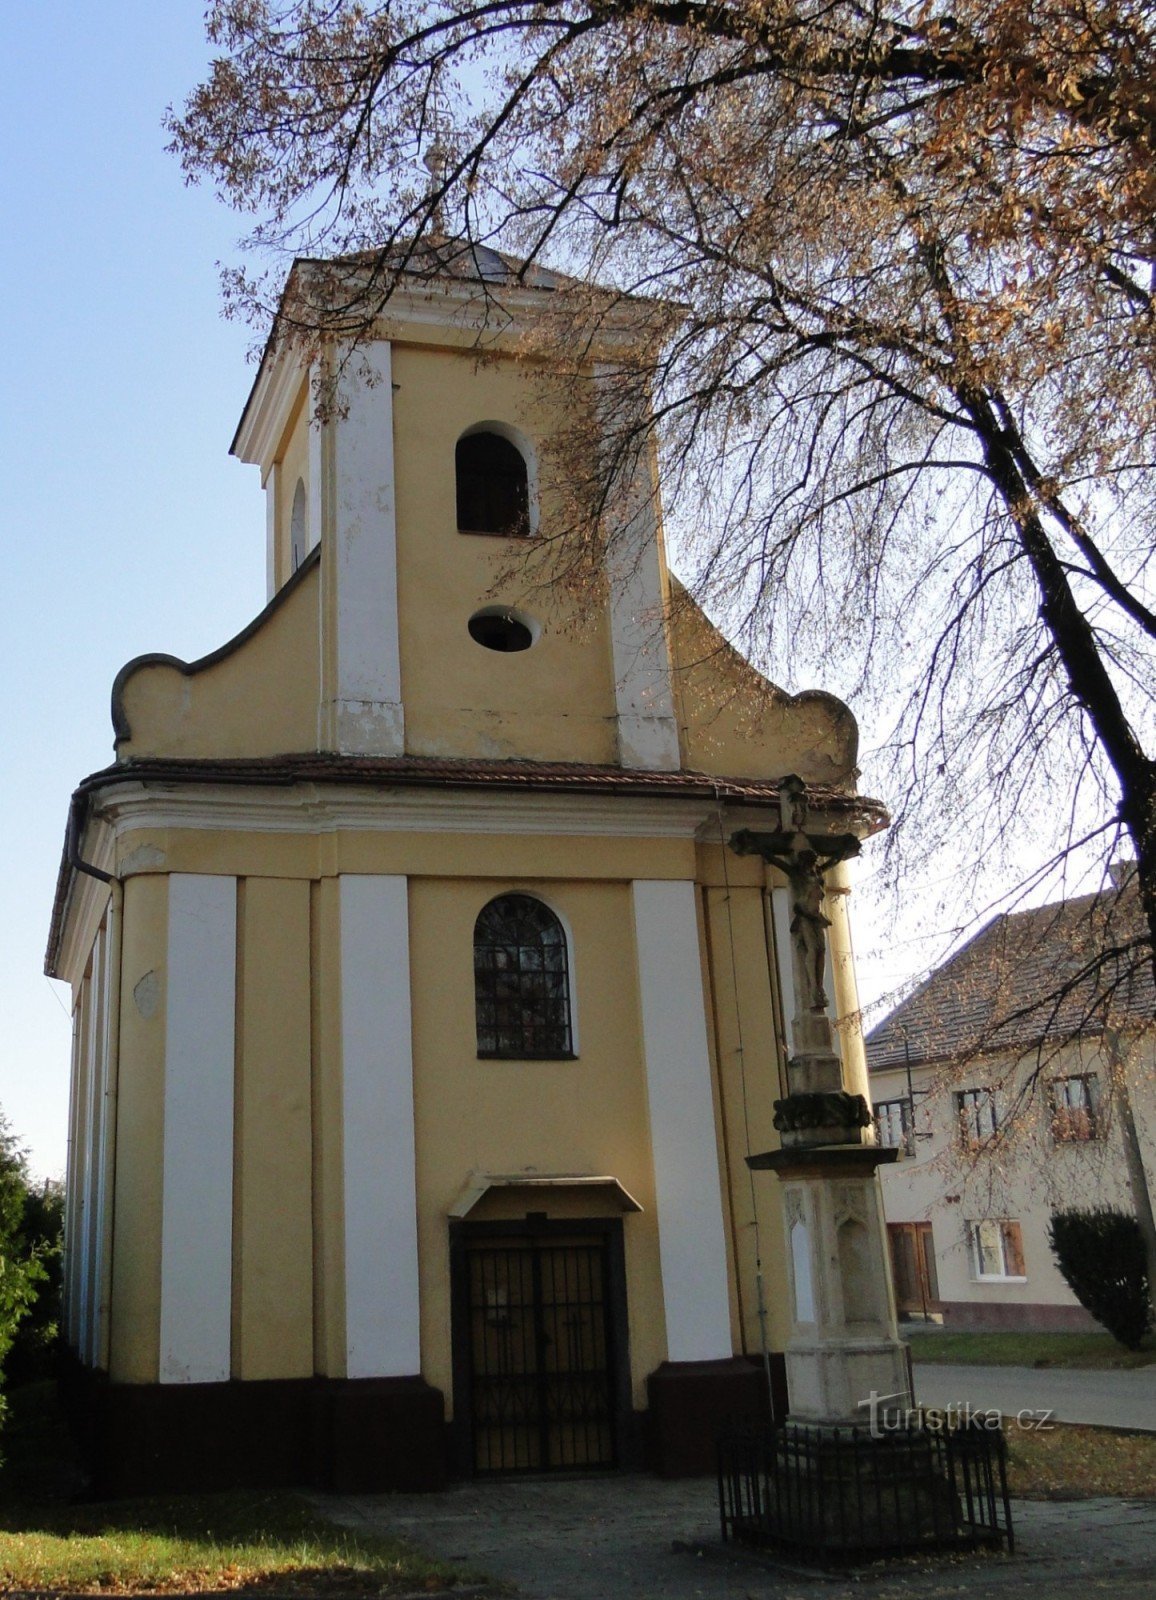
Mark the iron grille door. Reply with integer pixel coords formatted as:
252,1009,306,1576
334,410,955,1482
464,1236,617,1472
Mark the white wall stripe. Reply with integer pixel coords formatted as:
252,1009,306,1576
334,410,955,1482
92,902,118,1371
64,989,86,1350
632,880,732,1363
331,343,404,755
76,940,103,1362
595,365,681,772
159,875,237,1384
307,361,323,556
81,925,107,1366
339,875,421,1377
264,461,278,601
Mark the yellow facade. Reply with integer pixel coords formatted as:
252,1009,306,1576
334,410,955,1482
50,246,883,1492
74,843,805,1399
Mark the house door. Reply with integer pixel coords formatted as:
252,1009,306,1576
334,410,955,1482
451,1220,628,1474
888,1222,942,1316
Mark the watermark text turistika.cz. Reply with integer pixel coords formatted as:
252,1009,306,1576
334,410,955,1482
859,1390,1055,1438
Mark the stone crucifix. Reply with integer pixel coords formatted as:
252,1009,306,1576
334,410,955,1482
731,775,870,1144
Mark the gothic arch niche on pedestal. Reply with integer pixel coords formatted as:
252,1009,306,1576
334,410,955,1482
835,1186,884,1325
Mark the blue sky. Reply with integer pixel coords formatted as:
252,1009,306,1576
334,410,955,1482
0,3,938,1181
2,5,262,1177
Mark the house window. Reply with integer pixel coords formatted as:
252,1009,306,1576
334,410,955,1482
955,1087,997,1147
474,894,574,1059
875,1098,911,1151
1050,1073,1100,1142
969,1219,1026,1281
456,431,530,537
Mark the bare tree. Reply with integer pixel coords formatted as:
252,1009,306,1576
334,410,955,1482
170,0,1156,989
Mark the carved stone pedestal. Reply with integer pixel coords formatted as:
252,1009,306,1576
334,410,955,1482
723,1147,1013,1562
748,1144,909,1425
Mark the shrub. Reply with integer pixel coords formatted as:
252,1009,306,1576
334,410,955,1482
1048,1209,1153,1350
0,1118,58,1449
7,1179,63,1386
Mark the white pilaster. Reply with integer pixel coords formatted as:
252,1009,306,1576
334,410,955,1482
81,924,108,1367
595,366,681,771
325,343,404,755
76,955,98,1358
307,363,323,555
339,874,421,1378
64,987,87,1351
160,875,237,1384
93,898,119,1372
264,462,279,601
631,879,732,1362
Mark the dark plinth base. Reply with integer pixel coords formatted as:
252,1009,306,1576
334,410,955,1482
719,1420,1013,1562
60,1355,447,1496
646,1355,786,1477
314,1376,446,1491
942,1299,1098,1333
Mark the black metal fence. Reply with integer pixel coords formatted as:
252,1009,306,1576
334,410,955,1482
718,1418,1014,1564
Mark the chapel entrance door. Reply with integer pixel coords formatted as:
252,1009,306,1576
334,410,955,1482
451,1219,628,1474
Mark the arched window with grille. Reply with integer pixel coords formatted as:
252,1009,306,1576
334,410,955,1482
456,430,530,537
474,894,574,1058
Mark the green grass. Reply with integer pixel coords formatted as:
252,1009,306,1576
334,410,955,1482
0,1384,475,1594
0,1490,473,1594
903,1328,1156,1369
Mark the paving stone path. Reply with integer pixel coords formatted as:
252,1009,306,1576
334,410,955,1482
318,1474,1156,1600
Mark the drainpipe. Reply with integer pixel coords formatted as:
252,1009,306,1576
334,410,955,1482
65,791,113,886
901,1026,929,1322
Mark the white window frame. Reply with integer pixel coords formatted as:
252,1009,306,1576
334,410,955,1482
875,1098,911,1153
956,1086,998,1148
1049,1072,1100,1143
969,1219,1026,1282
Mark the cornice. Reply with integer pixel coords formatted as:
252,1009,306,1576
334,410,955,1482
231,346,308,470
232,263,665,459
94,780,723,843
48,756,886,971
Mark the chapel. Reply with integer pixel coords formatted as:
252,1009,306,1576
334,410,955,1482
47,240,887,1491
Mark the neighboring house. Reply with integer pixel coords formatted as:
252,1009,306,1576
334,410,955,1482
47,240,884,1494
866,870,1155,1332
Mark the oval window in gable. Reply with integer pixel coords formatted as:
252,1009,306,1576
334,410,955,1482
456,431,530,537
